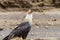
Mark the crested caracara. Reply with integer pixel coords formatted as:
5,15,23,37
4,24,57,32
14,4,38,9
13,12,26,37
3,9,33,40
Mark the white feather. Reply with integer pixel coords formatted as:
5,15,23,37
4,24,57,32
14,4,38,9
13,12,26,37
24,13,33,25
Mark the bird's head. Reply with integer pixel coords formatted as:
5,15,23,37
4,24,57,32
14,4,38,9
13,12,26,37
28,9,33,14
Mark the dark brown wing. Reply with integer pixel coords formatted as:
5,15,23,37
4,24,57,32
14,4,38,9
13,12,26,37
3,22,31,40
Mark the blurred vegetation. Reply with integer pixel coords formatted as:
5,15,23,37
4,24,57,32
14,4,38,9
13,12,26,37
0,0,60,11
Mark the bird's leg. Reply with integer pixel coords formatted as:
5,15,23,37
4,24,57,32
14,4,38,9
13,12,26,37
20,36,23,40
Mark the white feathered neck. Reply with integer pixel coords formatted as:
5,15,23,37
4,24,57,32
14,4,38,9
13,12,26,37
24,13,33,25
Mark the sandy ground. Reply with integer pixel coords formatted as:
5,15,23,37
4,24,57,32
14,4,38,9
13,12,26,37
0,9,60,40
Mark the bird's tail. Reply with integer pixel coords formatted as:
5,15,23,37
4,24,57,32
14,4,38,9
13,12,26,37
3,36,9,40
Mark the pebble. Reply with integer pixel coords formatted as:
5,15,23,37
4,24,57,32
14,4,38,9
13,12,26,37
0,28,3,31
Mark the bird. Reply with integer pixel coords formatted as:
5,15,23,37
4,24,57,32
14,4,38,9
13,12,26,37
3,9,33,40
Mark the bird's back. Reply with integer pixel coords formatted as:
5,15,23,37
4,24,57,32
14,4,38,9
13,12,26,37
3,22,31,40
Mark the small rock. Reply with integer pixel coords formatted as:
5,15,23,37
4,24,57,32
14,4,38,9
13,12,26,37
51,22,54,25
36,26,39,29
31,33,35,35
35,23,39,26
4,21,7,23
0,28,3,31
52,19,56,21
9,28,13,29
47,21,51,25
44,26,49,29
47,21,54,25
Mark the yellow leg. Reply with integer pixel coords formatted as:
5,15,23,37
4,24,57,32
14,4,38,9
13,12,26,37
20,37,22,40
